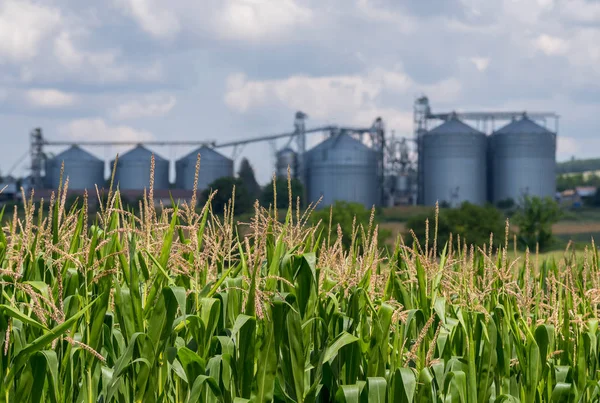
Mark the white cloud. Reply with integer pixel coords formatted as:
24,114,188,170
225,69,461,131
559,0,600,24
557,136,579,159
216,0,312,41
114,0,312,42
114,0,181,39
533,34,569,56
59,118,154,143
354,0,416,33
26,89,76,108
470,57,490,71
53,31,84,68
0,1,61,62
110,94,177,120
50,32,164,83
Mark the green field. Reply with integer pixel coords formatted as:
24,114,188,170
2,177,600,403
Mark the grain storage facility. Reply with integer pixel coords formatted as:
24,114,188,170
275,147,297,178
45,145,105,190
490,114,556,204
111,145,170,190
175,146,233,191
306,133,379,208
421,115,487,206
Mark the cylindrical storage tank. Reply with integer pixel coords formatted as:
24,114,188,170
111,145,169,190
276,148,297,178
175,146,233,191
46,145,105,190
490,115,556,204
396,174,409,194
306,133,379,208
422,116,487,206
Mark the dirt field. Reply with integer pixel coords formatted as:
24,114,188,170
552,222,600,234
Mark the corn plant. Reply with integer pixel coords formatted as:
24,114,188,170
2,158,600,402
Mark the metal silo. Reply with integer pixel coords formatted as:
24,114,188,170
276,148,297,178
422,116,487,206
306,133,379,208
46,145,105,190
175,146,233,191
490,114,556,204
111,145,169,190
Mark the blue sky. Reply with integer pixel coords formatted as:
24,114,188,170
1,0,599,184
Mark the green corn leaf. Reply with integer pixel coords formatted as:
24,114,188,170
251,319,277,403
323,332,359,364
335,384,360,403
0,305,48,331
366,377,387,403
7,298,97,385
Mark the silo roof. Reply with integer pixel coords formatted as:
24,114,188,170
277,147,295,154
179,146,231,162
309,133,372,152
52,145,102,162
118,145,166,162
494,116,554,135
427,117,483,135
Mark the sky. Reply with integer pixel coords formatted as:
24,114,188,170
0,0,599,185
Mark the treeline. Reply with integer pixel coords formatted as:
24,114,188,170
557,172,600,191
557,158,600,174
405,196,562,252
201,158,304,215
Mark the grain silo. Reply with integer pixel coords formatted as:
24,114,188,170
111,145,169,190
421,115,487,206
175,146,233,191
490,114,556,204
306,133,379,208
276,148,297,178
45,145,104,190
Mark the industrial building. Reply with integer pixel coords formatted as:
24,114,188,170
420,115,487,206
415,97,558,207
176,146,234,191
21,97,559,209
111,145,170,190
489,115,556,204
304,133,380,208
45,145,105,190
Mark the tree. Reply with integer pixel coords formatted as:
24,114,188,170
261,177,304,210
202,177,252,215
311,201,391,251
513,196,562,251
237,158,261,202
405,202,506,252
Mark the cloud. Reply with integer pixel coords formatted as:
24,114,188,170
470,57,490,71
216,0,312,41
113,0,313,43
110,94,177,120
26,89,76,108
59,118,154,143
557,136,579,159
114,0,181,39
225,69,461,126
558,0,600,25
51,31,164,83
0,1,61,62
533,34,569,56
354,0,416,32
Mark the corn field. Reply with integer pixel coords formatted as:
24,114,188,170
2,160,600,402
